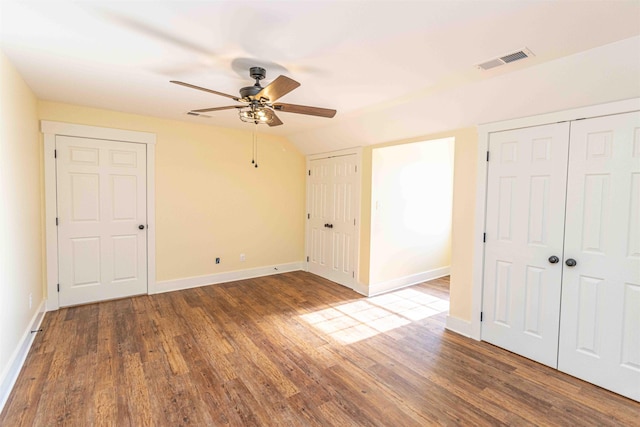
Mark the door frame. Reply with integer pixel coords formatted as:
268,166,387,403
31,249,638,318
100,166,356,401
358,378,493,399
42,121,156,311
469,98,640,340
305,147,363,293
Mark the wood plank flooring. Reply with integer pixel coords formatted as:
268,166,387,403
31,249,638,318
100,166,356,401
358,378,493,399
1,272,638,426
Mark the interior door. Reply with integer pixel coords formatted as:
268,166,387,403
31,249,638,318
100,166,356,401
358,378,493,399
56,136,147,306
308,157,331,279
482,122,570,367
558,111,640,401
308,155,358,288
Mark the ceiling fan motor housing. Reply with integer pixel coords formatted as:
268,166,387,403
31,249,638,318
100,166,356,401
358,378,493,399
249,66,266,81
239,85,262,99
240,67,267,99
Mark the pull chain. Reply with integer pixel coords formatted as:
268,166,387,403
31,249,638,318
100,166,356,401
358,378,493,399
254,123,258,168
251,126,255,165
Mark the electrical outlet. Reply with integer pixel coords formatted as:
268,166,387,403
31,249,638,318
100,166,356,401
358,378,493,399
240,253,245,262
29,293,32,309
215,257,220,264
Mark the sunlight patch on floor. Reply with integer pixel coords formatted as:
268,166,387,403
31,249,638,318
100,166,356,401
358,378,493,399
300,287,449,344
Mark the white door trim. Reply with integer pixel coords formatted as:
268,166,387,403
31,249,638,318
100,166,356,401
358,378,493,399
470,98,640,340
305,147,362,290
42,121,156,311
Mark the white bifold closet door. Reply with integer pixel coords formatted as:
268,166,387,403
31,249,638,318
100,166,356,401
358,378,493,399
482,122,570,368
307,155,358,288
558,112,640,401
482,111,640,401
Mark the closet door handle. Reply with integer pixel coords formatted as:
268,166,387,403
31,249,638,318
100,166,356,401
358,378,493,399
548,256,559,264
565,258,577,267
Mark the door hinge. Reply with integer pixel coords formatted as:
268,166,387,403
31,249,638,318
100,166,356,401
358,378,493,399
355,165,358,172
486,151,490,162
483,232,486,242
56,217,59,226
57,283,60,292
353,218,356,226
306,256,309,262
308,170,311,176
54,149,57,158
352,271,355,278
307,213,310,219
480,312,483,322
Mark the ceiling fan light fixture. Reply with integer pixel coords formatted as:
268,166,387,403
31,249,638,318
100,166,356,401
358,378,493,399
239,105,274,124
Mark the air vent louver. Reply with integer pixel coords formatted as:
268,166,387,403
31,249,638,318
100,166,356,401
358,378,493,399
477,47,534,71
500,51,529,63
477,59,504,70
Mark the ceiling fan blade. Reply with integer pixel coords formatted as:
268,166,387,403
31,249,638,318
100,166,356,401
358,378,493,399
273,103,337,118
256,75,300,102
171,81,240,101
268,112,284,127
191,105,243,113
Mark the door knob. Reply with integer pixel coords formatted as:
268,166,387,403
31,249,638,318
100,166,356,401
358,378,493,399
138,225,145,230
548,256,559,264
565,258,577,267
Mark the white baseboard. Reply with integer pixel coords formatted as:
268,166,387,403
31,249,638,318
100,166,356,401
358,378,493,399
445,315,473,338
45,298,58,312
152,262,304,294
0,300,46,413
351,282,369,296
367,266,450,297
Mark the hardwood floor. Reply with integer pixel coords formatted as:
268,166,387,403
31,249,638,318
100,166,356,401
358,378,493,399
1,272,638,426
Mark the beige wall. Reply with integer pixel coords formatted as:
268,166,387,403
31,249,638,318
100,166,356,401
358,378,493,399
0,51,43,388
448,127,478,321
38,101,306,283
359,127,477,319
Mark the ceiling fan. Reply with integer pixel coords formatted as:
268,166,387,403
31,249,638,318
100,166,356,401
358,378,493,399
171,66,337,127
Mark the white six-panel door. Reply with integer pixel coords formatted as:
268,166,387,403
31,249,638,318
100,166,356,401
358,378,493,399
483,111,640,401
308,155,358,288
558,111,640,401
482,122,570,367
56,136,147,306
308,157,331,279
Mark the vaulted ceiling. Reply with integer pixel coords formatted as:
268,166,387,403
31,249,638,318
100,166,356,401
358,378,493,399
1,1,639,154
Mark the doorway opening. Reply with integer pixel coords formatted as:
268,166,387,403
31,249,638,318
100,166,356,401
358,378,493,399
369,137,454,295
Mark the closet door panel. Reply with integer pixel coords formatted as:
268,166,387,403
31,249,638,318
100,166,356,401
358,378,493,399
558,111,640,401
307,155,358,289
482,122,570,368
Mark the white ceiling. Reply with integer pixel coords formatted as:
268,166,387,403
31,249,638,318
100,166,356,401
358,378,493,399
1,1,639,154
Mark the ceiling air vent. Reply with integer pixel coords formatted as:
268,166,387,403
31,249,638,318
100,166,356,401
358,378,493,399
477,48,534,71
